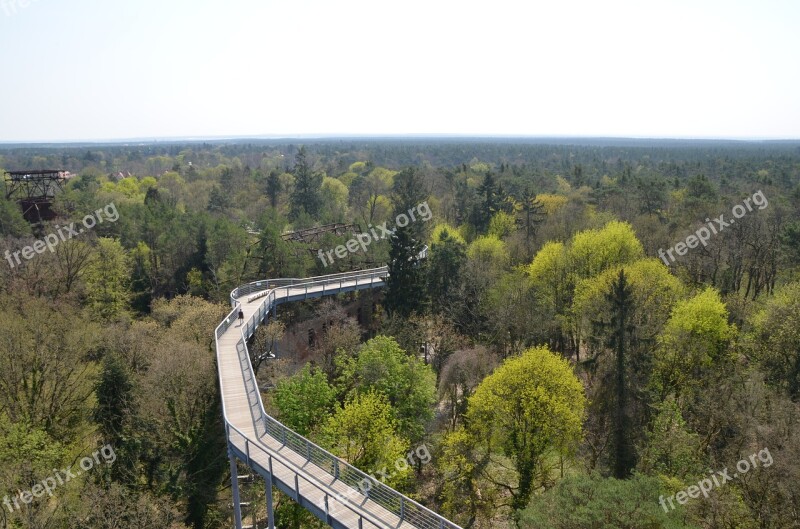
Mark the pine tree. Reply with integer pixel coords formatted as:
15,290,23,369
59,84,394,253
517,185,545,258
605,269,637,478
427,228,466,312
384,225,426,317
475,171,501,232
94,353,136,483
266,170,281,209
290,146,322,220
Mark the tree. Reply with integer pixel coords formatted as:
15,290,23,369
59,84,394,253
319,176,349,223
309,299,360,379
514,185,545,257
84,238,131,321
337,335,436,442
349,167,393,225
438,346,497,431
474,171,502,232
384,225,426,318
266,170,282,209
748,281,800,400
0,196,30,237
426,226,466,313
464,346,586,512
206,185,230,213
652,287,734,401
94,353,137,484
567,221,645,281
603,269,637,479
0,294,101,440
573,258,684,362
391,167,427,219
289,146,322,220
321,390,408,482
519,473,696,529
54,239,93,294
274,365,336,436
526,241,570,352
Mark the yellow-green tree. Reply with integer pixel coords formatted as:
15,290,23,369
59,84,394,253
567,220,644,281
453,346,586,513
85,238,131,321
321,390,409,485
572,258,684,353
652,287,735,400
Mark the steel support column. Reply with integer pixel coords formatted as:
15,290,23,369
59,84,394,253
265,475,275,529
229,452,243,529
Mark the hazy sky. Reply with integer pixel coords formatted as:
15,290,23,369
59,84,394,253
1,0,798,141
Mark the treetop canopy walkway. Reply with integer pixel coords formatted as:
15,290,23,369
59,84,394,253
214,256,461,529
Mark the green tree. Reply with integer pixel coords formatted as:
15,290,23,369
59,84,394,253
266,169,282,209
474,171,502,233
94,353,137,483
514,185,545,257
206,185,230,213
519,472,697,529
603,269,637,478
0,196,30,237
85,238,131,321
637,397,701,480
290,146,322,220
391,167,427,219
337,335,436,442
748,281,800,400
427,226,466,312
384,225,426,317
274,365,336,436
319,176,349,223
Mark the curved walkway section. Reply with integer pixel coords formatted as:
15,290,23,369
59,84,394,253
215,264,461,529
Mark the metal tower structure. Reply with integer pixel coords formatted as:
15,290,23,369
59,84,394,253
3,169,68,223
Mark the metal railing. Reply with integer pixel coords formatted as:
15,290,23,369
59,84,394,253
216,255,459,529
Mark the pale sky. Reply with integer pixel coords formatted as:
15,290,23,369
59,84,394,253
0,0,798,142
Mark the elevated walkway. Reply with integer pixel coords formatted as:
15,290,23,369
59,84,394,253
215,259,461,529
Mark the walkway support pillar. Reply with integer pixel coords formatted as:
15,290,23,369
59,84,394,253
229,451,243,529
265,475,275,529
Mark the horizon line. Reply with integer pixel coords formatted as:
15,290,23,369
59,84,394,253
2,133,800,145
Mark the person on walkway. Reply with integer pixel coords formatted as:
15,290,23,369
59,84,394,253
238,308,244,326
